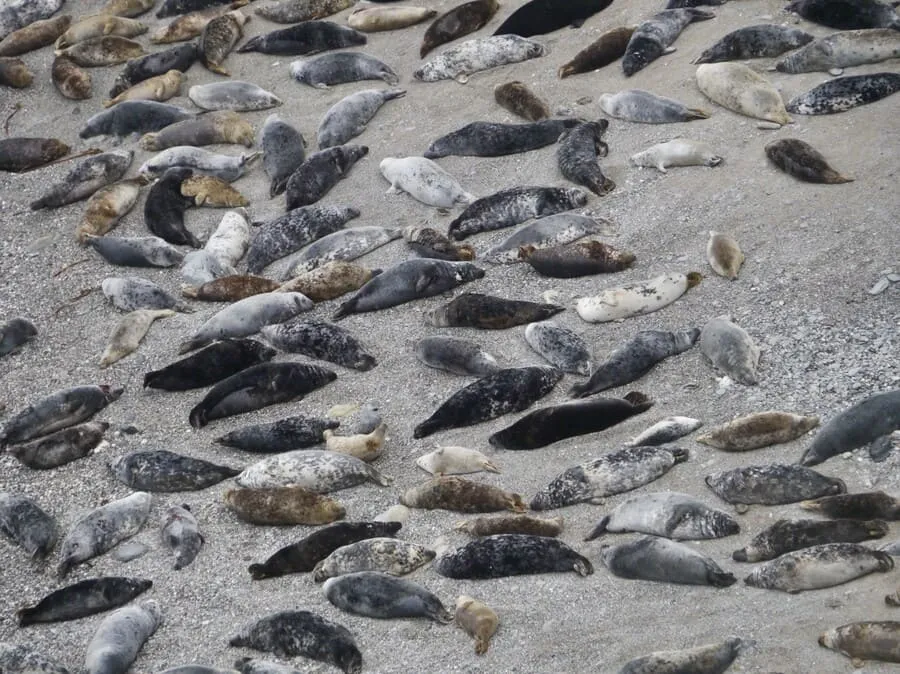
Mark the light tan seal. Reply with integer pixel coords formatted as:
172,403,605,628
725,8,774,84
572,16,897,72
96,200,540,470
696,62,792,125
706,230,744,280
102,0,156,17
180,174,248,207
348,6,437,32
100,308,176,367
494,81,550,121
416,447,500,476
139,110,254,150
55,36,146,67
55,15,148,50
182,275,281,301
103,69,184,107
75,178,145,243
400,476,526,513
277,260,380,302
323,423,387,462
151,1,249,43
223,486,346,525
698,411,819,451
455,596,499,655
52,54,91,99
199,9,247,76
0,56,31,87
0,15,71,57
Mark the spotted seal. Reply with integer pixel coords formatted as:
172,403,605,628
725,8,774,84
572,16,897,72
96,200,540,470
625,417,702,447
30,149,132,210
619,638,746,674
55,36,145,67
414,35,545,83
283,226,400,278
236,449,391,491
0,492,57,558
7,421,108,470
733,518,889,562
225,486,345,525
569,327,699,398
600,536,736,587
324,572,453,623
0,56,31,87
704,463,846,505
485,213,612,264
0,137,68,172
0,644,69,674
349,6,436,32
0,14,70,57
492,0,613,37
199,9,246,75
157,0,237,18
144,338,276,390
631,139,723,173
414,336,499,376
787,72,900,114
426,293,563,330
162,504,203,569
744,543,893,592
801,491,900,520
530,445,689,510
819,622,900,664
424,119,580,159
694,24,813,64
558,26,635,78
775,29,900,74
787,0,900,29
100,308,176,368
379,156,474,208
216,415,339,453
519,240,636,277
238,21,365,55
622,8,713,76
84,600,162,674
705,230,743,279
576,272,702,321
81,101,194,139
0,0,64,41
765,138,853,184
697,411,819,451
313,538,434,581
75,179,144,243
262,319,375,371
101,277,190,313
696,62,792,125
420,0,499,57
400,476,525,513
600,89,709,123
436,534,593,578
455,596,498,655
0,317,37,357
455,514,563,537
286,145,369,209
87,235,184,268
258,113,306,196
413,365,562,439
256,0,355,22
523,321,591,375
403,226,474,261
494,80,550,120
416,447,499,476
17,577,152,626
700,315,760,385
110,449,241,491
290,51,398,87
141,110,254,150
109,42,198,97
151,2,247,43
318,88,405,149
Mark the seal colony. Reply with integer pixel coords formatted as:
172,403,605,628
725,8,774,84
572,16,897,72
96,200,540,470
0,0,898,671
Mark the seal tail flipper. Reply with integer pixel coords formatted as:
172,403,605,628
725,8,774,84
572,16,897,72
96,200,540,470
247,563,268,580
584,516,610,541
689,9,716,21
481,458,501,473
332,299,355,320
709,569,737,587
413,417,441,439
877,551,895,572
868,434,894,462
573,555,594,576
671,448,689,464
567,380,593,398
685,107,710,121
188,404,208,429
270,177,288,197
886,589,900,606
236,36,261,53
366,464,393,486
731,548,749,562
179,335,209,355
15,606,37,627
508,494,527,513
623,391,653,411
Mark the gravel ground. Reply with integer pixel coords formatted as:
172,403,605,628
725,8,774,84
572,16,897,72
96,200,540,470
0,0,898,672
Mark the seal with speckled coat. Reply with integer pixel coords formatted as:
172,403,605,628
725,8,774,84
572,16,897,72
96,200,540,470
324,572,453,623
17,577,153,626
819,621,900,664
745,543,893,592
622,8,713,76
524,321,591,375
426,293,563,330
7,421,108,470
694,24,813,63
313,538,435,581
235,449,391,492
110,450,241,491
414,336,500,376
238,21,365,55
424,119,579,159
285,145,369,209
0,492,57,558
436,534,593,578
216,415,339,453
400,476,525,513
801,491,900,520
261,319,376,371
733,518,889,562
705,463,845,505
700,315,760,385
619,638,746,674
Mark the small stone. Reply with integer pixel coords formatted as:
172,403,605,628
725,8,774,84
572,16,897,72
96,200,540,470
575,96,592,105
868,278,890,295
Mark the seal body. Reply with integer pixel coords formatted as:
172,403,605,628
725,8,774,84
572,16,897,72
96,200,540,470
765,138,853,184
705,231,743,279
349,6,437,32
286,145,369,210
313,538,435,581
600,536,737,587
109,42,198,97
0,644,69,674
456,514,563,537
625,416,702,447
56,15,148,50
259,113,306,196
238,21,366,55
559,26,635,78
519,240,635,277
425,119,579,159
819,622,900,664
0,137,69,172
76,179,143,243
530,445,688,510
56,36,145,67
0,56,31,87
400,477,525,513
696,62,792,125
225,486,345,525
0,492,57,557
787,0,900,29
216,415,338,453
697,411,819,451
158,0,237,18
140,146,258,182
801,491,900,520
733,518,889,562
485,213,611,263
100,308,176,367
317,88,405,148
436,534,593,578
263,319,375,370
284,226,401,277
426,293,563,330
557,120,615,195
0,317,37,356
0,15,71,57
323,424,386,461
101,277,189,313
416,447,500,476
631,139,723,173
324,572,453,623
420,0,499,57
84,600,162,674
235,449,391,491
576,272,702,323
456,596,498,655
182,175,249,207
290,52,399,87
414,336,499,376
151,3,245,43
403,226,474,261
414,35,545,82
379,156,474,208
524,321,591,375
694,24,813,63
494,80,549,120
17,577,153,626
189,81,282,111
622,8,713,76
775,29,900,73
161,504,203,569
599,89,709,123
87,235,184,268
279,261,379,302
619,638,745,674
787,72,900,114
744,543,894,592
7,421,108,470
82,101,194,138
199,9,246,75
704,463,846,505
30,149,133,210
700,315,760,385
256,0,356,22
492,0,613,37
141,110,254,150
0,0,63,42
144,338,275,390
111,449,241,491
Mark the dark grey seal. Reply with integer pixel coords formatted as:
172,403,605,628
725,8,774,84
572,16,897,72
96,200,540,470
733,518,889,562
435,534,593,578
216,415,340,453
623,8,714,76
0,492,57,558
600,535,737,587
491,0,612,37
30,149,132,210
557,120,615,196
261,319,376,371
323,572,453,623
238,21,366,55
0,643,70,674
786,72,900,114
285,145,369,210
144,338,276,391
157,0,235,18
0,316,36,356
787,0,900,29
80,101,194,138
705,463,846,505
85,235,185,268
259,113,306,197
110,450,241,491
425,292,563,330
801,491,900,520
317,88,405,149
424,119,580,159
290,52,399,87
17,577,152,626
144,166,200,248
694,24,813,63
414,336,500,376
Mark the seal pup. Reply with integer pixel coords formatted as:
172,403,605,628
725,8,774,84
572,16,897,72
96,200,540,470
622,8,713,76
414,35,545,83
416,447,500,476
618,638,746,674
704,463,846,505
86,235,184,268
188,362,337,428
189,81,282,112
0,15,71,57
801,491,900,520
182,175,248,207
312,538,435,581
55,15,148,50
0,137,69,172
224,486,345,525
99,308,176,368
101,277,190,313
705,231,743,280
323,424,387,461
84,600,162,674
247,521,401,579
323,572,453,623
290,52,399,87
787,72,900,114
216,415,338,453
697,411,819,451
140,110,254,150
199,9,246,75
625,416,703,447
576,273,702,323
559,26,635,78
55,36,145,68
425,119,579,159
161,504,203,569
775,29,900,74
455,514,563,537
693,24,813,63
733,518,889,562
765,138,853,184
413,365,563,439
238,21,366,55
819,622,900,664
349,6,437,32
420,0,500,58
17,577,153,626
530,445,689,510
279,261,380,302
0,317,36,356
6,421,108,470
787,0,900,30
436,534,593,578
0,56,31,87
0,384,123,448
57,492,152,577
599,89,709,123
103,69,183,107
426,293,563,330
0,492,57,557
485,213,613,264
109,43,198,97
110,449,242,491
144,338,275,390
745,543,893,592
631,139,723,173
600,536,736,587
700,315,759,385
256,0,356,22
414,336,500,376
524,321,591,375
520,240,635,277
401,477,524,513
151,2,249,43
283,226,401,278
557,120,615,195
30,149,133,210
494,81,550,120
456,596,498,655
75,179,144,243
403,226,474,261
235,449,391,491
569,328,700,398
585,492,739,541
696,62,792,125
285,145,369,209
318,88,405,149
333,259,484,319
259,113,306,196
379,156,474,208
489,393,653,450
447,185,587,240
0,644,69,674
492,0,613,37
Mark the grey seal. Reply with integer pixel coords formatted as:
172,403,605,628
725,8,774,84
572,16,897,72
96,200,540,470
313,538,435,581
455,514,564,537
255,0,356,23
0,1,65,43
290,52,398,87
435,534,593,578
599,89,709,123
162,504,203,569
84,600,162,674
403,226,475,261
618,638,746,674
424,119,579,158
283,226,400,278
0,492,57,558
802,491,900,520
109,42,197,97
144,338,276,390
623,8,713,76
140,110,255,150
700,315,760,385
259,114,306,197
238,21,365,55
0,316,36,356
625,416,703,447
318,88,405,149
786,72,900,114
733,518,889,562
704,463,846,505
414,35,544,83
697,411,819,451
586,491,738,540
693,24,813,63
400,476,525,513
818,622,900,664
30,149,132,210
139,146,259,182
0,644,69,674
600,535,737,587
110,449,241,490
324,572,453,623
483,213,612,264
786,0,900,29
558,26,635,78
524,320,591,375
261,318,376,371
491,0,612,37
285,144,369,210
101,276,190,312
426,293,563,330
775,29,900,74
216,415,339,453
744,543,893,592
17,577,152,626
420,0,499,57
235,449,391,491
494,80,550,120
189,81,282,112
80,101,193,138
0,137,69,172
414,336,500,376
456,596,499,655
7,421,109,470
198,8,246,75
557,120,615,195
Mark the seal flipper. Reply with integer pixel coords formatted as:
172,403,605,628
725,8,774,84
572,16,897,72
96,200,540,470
573,555,593,576
236,36,262,53
708,568,737,587
584,515,610,541
869,434,896,462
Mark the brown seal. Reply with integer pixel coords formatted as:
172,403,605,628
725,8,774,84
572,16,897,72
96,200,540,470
75,178,145,243
519,240,636,278
277,260,381,302
100,308,176,367
420,0,500,57
559,26,635,78
456,596,499,655
706,231,744,280
103,69,184,107
0,137,69,172
456,514,564,537
400,476,526,513
494,81,550,121
224,486,346,525
139,110,254,150
55,15,149,50
180,175,248,207
102,0,157,17
199,9,247,76
182,275,281,302
0,57,31,87
52,54,91,99
697,411,819,451
765,138,853,184
801,491,900,520
0,15,71,57
403,226,474,261
151,1,249,43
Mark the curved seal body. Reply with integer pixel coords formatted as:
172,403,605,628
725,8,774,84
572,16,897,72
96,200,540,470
140,146,257,182
557,120,615,195
403,226,474,261
286,145,369,210
0,316,37,356
238,21,365,55
706,231,743,279
744,543,893,592
694,24,813,63
235,449,391,492
0,492,57,557
141,110,254,150
425,119,578,159
697,411,819,451
420,0,499,57
601,535,736,587
414,336,500,376
492,0,612,37
599,89,709,123
199,9,246,75
733,518,889,562
284,226,400,277
144,166,199,247
576,272,701,323
786,72,900,114
144,338,275,390
524,321,591,375
700,314,760,385
456,596,499,655
259,113,306,196
426,293,563,330
414,35,545,82
17,577,152,626
819,622,900,664
619,638,745,674
76,179,144,243
162,504,202,569
622,8,713,76
109,42,198,97
84,600,162,674
436,534,593,578
704,463,846,505
324,572,453,623
400,476,525,513
290,51,398,87
696,62,792,125
379,156,474,208
225,486,346,525
110,449,241,491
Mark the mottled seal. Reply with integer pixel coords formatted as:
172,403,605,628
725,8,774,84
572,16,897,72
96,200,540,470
75,178,144,243
801,491,900,520
485,213,612,264
17,577,152,626
324,424,386,461
599,89,709,123
631,139,723,173
705,231,743,279
229,610,362,673
188,362,336,428
0,0,64,42
0,56,31,87
0,492,57,557
30,149,132,210
585,492,739,541
414,336,499,376
494,81,549,121
279,261,379,302
557,120,615,195
492,0,613,37
184,275,280,301
745,543,893,592
56,15,148,50
456,596,498,655
447,185,587,240
414,35,545,83
199,9,246,75
162,504,202,569
436,534,593,578
455,514,563,537
238,21,365,55
157,0,237,18
110,449,241,491
425,119,579,159
819,622,900,664
401,477,524,513
189,81,282,112
403,226,474,261
7,421,108,470
84,600,162,674
787,0,900,29
697,411,819,451
426,293,563,330
696,62,792,125
290,52,399,87
577,272,702,323
787,72,900,114
235,449,391,491
182,175,249,207
318,88,404,149
101,276,189,313
490,392,653,450
519,240,636,277
324,572,453,623
0,644,69,674
700,315,760,385
81,101,194,139
258,113,306,196
765,138,853,184
414,365,562,439
144,338,276,390
380,156,474,208
86,235,184,268
286,145,369,210
256,0,355,22
100,308,176,368
733,518,889,562
0,384,123,448
216,415,339,453
530,445,689,510
601,536,736,587
247,521,401,579
109,42,198,97
224,486,346,525
283,226,400,278
625,416,702,447
524,321,591,375
0,316,36,356
775,29,900,74
333,259,484,319
140,110,254,150
140,146,258,182
622,8,713,76
704,463,845,505
416,447,499,476
559,26,635,78
313,538,434,581
349,6,437,32
0,14,70,57
56,36,146,68
694,24,813,63
0,137,69,172
618,638,746,674
151,2,247,43
57,491,151,577
569,327,699,398
420,0,499,57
